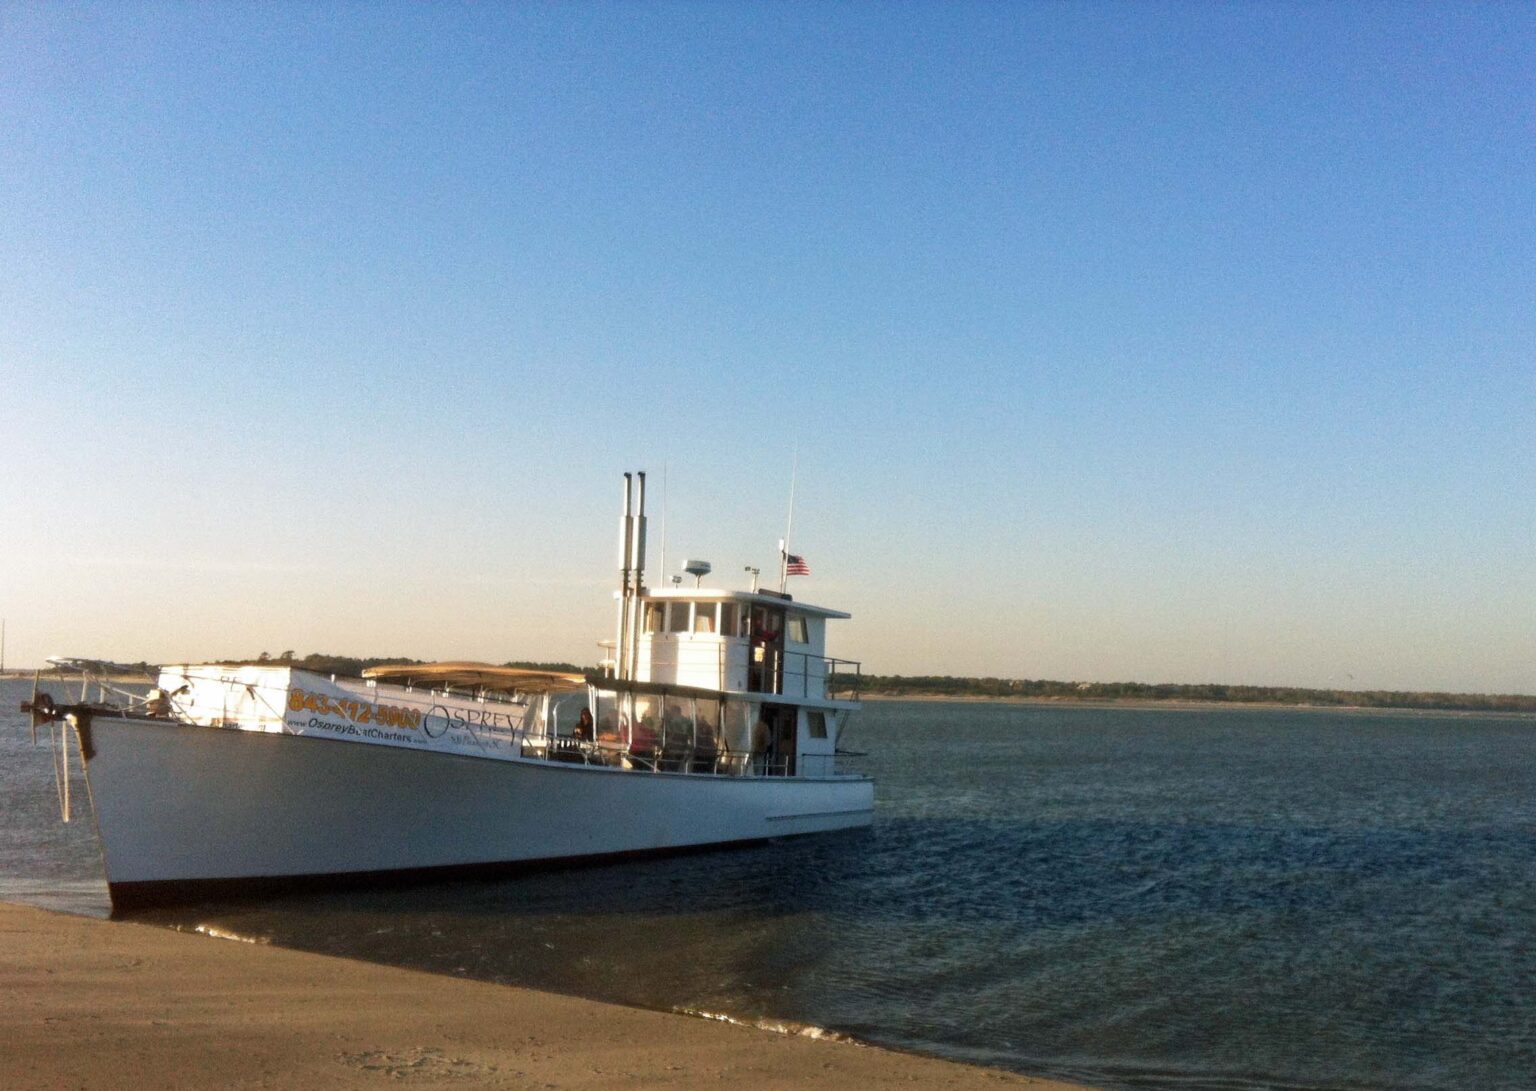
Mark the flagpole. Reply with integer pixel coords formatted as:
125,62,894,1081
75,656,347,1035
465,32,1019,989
779,446,798,593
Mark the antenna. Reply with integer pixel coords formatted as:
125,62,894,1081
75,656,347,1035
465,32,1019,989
658,463,668,592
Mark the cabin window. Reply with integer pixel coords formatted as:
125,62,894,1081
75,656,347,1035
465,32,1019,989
595,690,621,741
666,602,691,633
720,603,740,636
694,603,717,633
807,711,828,738
631,694,658,747
663,696,693,755
643,603,664,633
552,692,585,737
663,695,692,728
751,606,785,642
787,616,809,644
694,699,722,768
722,698,753,755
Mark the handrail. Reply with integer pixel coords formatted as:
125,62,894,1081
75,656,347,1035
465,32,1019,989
520,732,823,778
634,641,862,701
93,664,864,781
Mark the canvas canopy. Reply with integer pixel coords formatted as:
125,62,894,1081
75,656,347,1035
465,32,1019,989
361,662,586,695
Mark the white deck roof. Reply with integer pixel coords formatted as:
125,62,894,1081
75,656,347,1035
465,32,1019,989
641,587,850,620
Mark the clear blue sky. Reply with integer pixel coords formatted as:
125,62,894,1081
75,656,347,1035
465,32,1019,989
2,2,1532,693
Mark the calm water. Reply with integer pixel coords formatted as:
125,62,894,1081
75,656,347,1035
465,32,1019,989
3,677,1534,1091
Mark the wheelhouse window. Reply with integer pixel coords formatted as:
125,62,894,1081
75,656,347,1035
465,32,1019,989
720,602,741,637
643,603,664,632
807,711,828,738
787,616,809,644
666,602,691,633
694,602,717,633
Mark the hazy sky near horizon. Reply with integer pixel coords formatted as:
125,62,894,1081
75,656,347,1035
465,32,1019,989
2,3,1532,693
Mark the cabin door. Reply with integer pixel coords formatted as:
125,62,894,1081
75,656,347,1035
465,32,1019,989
747,605,786,694
753,704,797,776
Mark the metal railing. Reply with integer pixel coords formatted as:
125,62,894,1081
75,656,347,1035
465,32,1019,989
519,733,814,778
821,658,863,701
636,640,862,701
76,664,860,781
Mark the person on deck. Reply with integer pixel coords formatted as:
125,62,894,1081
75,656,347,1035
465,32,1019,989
751,717,772,775
628,713,659,768
692,716,721,774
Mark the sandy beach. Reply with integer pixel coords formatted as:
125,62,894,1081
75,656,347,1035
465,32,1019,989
1,902,1093,1090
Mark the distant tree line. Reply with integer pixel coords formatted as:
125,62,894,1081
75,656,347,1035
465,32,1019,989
32,654,1528,714
830,673,1536,714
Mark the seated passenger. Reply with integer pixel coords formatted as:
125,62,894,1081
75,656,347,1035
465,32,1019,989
628,714,659,767
691,718,720,773
592,711,624,765
660,711,692,770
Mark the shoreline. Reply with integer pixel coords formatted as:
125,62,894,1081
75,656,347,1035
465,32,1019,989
1,901,1094,1090
7,673,1528,718
859,693,1536,717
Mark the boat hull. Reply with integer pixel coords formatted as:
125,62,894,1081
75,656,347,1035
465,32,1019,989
78,716,874,906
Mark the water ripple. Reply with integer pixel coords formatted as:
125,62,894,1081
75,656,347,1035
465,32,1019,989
5,684,1535,1091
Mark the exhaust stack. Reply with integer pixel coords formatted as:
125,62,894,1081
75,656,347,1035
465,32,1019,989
628,472,647,680
614,473,634,678
613,471,649,681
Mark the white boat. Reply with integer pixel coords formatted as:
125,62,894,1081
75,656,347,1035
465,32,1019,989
23,472,872,910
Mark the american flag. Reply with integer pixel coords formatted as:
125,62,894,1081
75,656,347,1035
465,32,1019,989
784,552,811,577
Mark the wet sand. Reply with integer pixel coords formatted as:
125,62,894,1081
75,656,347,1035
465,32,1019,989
1,902,1093,1090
